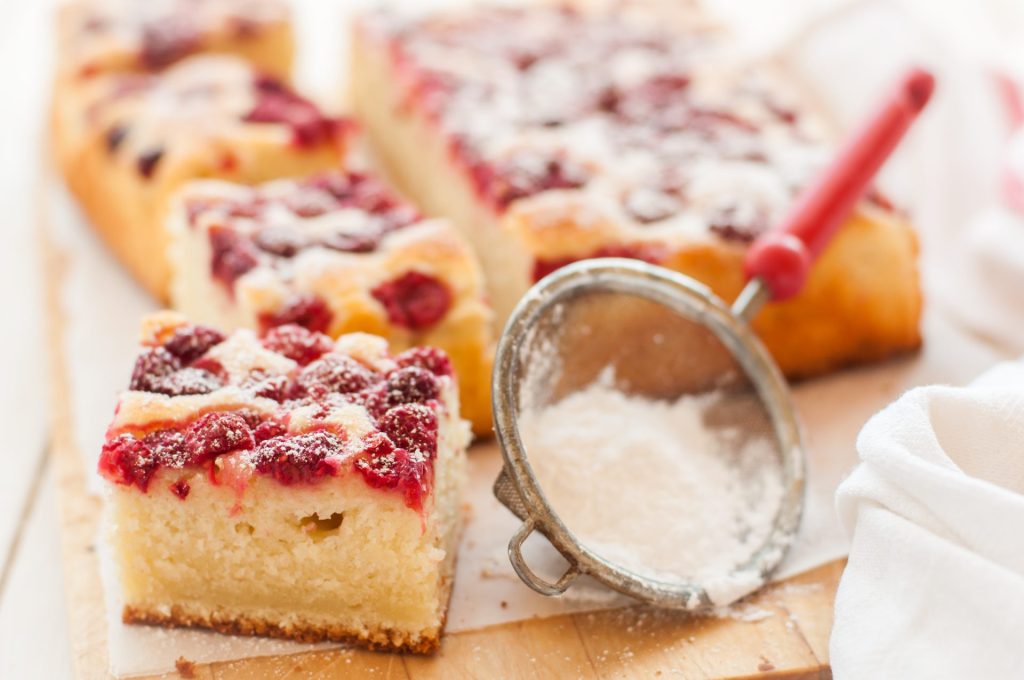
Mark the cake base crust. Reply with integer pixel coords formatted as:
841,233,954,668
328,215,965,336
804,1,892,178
121,574,452,655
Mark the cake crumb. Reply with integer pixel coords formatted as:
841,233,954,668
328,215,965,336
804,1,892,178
758,656,775,672
175,656,196,678
500,600,508,609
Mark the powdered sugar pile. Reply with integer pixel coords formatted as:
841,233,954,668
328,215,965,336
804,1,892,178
518,371,784,606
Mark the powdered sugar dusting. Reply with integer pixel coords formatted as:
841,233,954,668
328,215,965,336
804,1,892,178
518,370,784,606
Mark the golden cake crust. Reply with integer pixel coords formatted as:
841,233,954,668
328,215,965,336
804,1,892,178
121,569,454,654
52,55,347,301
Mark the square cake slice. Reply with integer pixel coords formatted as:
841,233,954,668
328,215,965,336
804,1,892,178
55,0,293,80
53,54,351,301
166,172,494,434
98,312,468,653
350,3,922,378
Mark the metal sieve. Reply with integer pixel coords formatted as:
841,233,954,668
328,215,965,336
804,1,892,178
491,67,935,609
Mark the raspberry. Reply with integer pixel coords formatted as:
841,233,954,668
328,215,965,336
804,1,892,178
156,367,223,396
141,429,187,464
353,433,428,509
253,419,287,443
129,347,182,392
98,434,158,491
163,325,226,364
371,271,452,330
136,148,164,179
183,412,254,466
245,76,338,148
258,295,332,334
385,366,440,405
394,346,454,378
209,225,260,290
253,226,306,257
250,431,344,485
169,479,191,499
244,370,289,401
261,324,333,366
296,355,378,398
378,404,439,459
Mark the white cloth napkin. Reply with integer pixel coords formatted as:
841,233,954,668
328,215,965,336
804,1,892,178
830,361,1024,679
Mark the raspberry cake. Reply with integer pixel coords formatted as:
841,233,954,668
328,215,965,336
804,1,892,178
350,3,922,378
167,172,494,434
98,312,468,653
54,0,293,80
53,54,351,300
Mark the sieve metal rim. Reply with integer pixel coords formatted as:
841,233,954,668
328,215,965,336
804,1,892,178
491,257,806,610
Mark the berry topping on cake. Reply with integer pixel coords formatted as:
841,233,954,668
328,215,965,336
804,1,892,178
130,347,182,392
378,366,440,412
184,412,255,465
164,325,226,363
136,148,164,178
371,271,452,330
258,295,332,334
101,316,463,511
378,403,439,458
296,354,378,398
99,434,160,491
244,76,339,148
209,225,259,289
394,346,454,379
249,431,345,485
261,324,333,366
353,433,429,509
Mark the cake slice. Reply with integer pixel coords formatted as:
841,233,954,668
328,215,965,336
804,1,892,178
52,54,351,300
54,0,293,80
167,172,494,434
98,312,468,653
350,3,922,378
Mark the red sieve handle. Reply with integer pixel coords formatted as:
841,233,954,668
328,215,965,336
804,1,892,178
744,67,935,301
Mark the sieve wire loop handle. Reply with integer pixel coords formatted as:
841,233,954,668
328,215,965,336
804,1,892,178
744,66,935,302
508,519,581,596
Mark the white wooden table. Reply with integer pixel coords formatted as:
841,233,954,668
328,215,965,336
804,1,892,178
0,0,74,675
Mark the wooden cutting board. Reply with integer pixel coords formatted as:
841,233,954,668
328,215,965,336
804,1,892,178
41,201,843,680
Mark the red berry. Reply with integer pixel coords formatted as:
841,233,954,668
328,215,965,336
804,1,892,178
371,271,452,330
296,355,378,398
163,325,225,364
258,295,333,335
353,433,428,509
385,366,440,405
142,429,187,467
244,76,337,148
183,412,254,466
253,419,287,443
158,367,224,396
209,225,260,290
253,226,306,257
98,434,158,491
394,346,454,378
261,324,333,366
129,347,182,392
378,404,439,459
169,479,191,499
244,370,289,401
250,431,344,485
